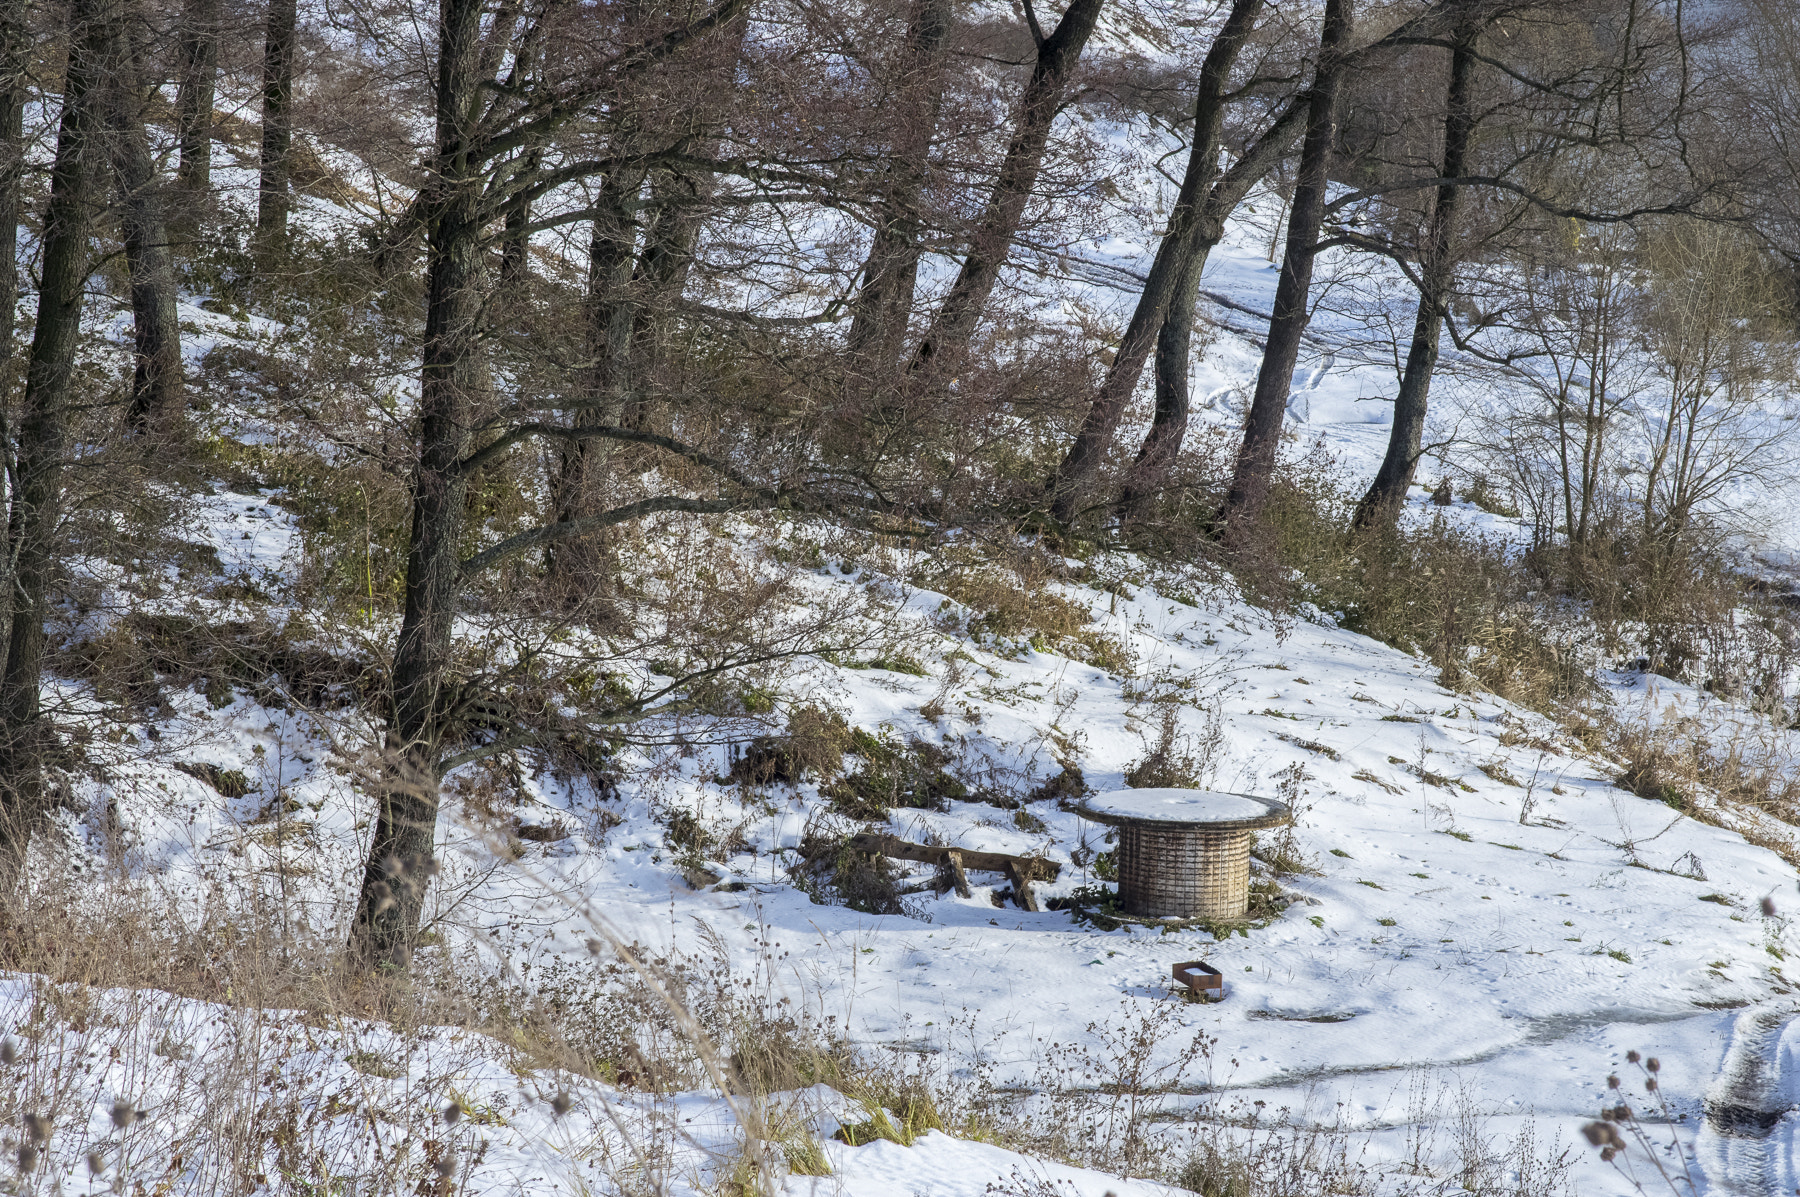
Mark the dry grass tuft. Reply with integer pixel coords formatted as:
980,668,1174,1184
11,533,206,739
1605,704,1800,863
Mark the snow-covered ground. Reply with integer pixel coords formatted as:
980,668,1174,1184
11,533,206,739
10,499,1800,1193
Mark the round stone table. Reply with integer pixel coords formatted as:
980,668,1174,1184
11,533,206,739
1076,789,1291,920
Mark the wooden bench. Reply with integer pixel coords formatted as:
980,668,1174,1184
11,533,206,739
846,832,1060,911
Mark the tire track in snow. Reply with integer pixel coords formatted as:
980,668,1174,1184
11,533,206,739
1218,1005,1708,1093
1700,1004,1799,1195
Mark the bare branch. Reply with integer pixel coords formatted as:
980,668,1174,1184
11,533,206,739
460,495,749,577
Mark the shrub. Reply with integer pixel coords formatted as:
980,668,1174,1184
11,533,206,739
1025,761,1088,804
1607,707,1800,862
1124,705,1216,789
823,730,968,819
728,704,855,786
787,826,906,915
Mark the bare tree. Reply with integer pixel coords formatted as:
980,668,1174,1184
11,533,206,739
1698,0,1800,258
844,0,957,377
1470,225,1642,548
1352,22,1477,527
542,2,750,591
1632,221,1796,546
1090,0,1598,519
97,3,184,427
543,171,641,592
174,0,220,197
0,0,23,371
257,0,298,256
349,0,763,968
491,0,554,282
0,0,106,863
908,0,1106,374
1047,0,1269,524
1215,0,1354,548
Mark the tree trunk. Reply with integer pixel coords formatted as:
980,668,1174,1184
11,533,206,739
627,6,747,416
498,145,542,284
1110,94,1313,510
0,0,24,370
349,0,486,970
256,0,297,258
626,166,706,413
545,10,747,588
1215,0,1354,548
174,0,219,197
1353,28,1476,530
0,0,102,860
1116,243,1207,510
545,178,638,590
0,0,27,684
1046,0,1264,522
486,0,542,284
908,0,1104,373
97,16,185,429
845,0,955,376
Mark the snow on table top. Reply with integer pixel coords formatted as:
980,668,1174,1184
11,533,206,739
1080,787,1284,825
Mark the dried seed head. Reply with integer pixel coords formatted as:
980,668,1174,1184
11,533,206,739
17,1145,36,1173
443,1101,462,1125
111,1100,135,1129
1600,1146,1617,1163
1607,1074,1621,1089
550,1091,573,1117
1646,1078,1659,1092
434,1158,455,1179
1647,1057,1660,1073
1581,1122,1608,1146
87,1151,105,1176
585,938,603,956
1612,1104,1633,1122
1600,1108,1615,1122
1608,1124,1626,1149
24,1113,49,1142
1763,896,1778,918
1626,1051,1640,1064
0,1038,15,1066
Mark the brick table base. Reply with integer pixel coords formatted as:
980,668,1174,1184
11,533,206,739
1115,823,1252,919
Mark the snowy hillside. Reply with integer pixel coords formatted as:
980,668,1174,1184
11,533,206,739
10,488,1800,1194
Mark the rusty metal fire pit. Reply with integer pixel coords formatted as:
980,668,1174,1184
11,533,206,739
1172,960,1223,999
1077,789,1290,920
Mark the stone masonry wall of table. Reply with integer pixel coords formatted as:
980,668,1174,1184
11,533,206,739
1116,823,1252,919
